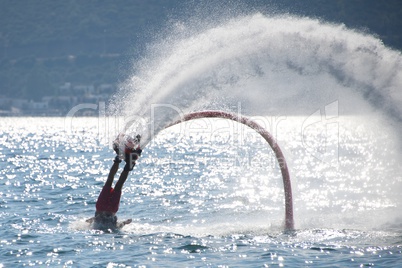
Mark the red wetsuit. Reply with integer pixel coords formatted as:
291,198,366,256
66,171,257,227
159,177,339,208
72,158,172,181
95,185,121,213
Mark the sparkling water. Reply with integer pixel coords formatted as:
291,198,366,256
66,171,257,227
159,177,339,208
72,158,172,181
0,117,401,267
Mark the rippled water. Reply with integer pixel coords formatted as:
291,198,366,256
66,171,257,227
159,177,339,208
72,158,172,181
1,117,401,267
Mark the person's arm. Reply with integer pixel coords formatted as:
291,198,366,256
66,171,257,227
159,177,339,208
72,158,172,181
117,218,132,228
86,217,95,223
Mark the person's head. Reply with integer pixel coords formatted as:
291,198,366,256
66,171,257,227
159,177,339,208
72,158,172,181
95,211,117,225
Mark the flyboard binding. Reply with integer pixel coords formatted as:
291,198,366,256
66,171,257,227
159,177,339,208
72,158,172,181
113,133,142,161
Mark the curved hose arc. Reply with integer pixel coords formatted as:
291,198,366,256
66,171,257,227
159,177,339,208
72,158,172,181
165,110,294,231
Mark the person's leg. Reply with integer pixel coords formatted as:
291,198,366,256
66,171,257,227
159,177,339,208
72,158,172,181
114,151,137,191
114,169,129,192
96,158,121,212
104,158,120,188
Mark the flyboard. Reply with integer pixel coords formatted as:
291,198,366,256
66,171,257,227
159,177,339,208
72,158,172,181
113,133,142,161
86,133,141,231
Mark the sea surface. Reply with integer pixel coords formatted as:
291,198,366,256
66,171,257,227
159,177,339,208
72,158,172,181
1,117,401,267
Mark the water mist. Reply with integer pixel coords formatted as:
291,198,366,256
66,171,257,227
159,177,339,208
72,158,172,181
111,13,402,230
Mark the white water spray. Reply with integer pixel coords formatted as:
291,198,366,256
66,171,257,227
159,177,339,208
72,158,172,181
113,13,402,141
111,13,402,230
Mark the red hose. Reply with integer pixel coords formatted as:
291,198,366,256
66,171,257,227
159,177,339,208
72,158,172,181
165,110,294,231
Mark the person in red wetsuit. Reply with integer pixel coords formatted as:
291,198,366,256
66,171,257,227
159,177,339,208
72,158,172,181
87,135,142,229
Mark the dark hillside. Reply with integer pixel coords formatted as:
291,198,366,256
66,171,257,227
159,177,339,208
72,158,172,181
0,0,401,104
